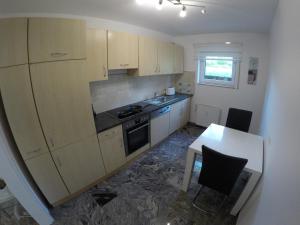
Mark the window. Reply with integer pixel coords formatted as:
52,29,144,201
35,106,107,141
198,55,240,88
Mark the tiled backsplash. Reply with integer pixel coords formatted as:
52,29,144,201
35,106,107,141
90,72,177,114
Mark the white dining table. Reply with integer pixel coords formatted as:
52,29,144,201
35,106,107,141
181,124,264,216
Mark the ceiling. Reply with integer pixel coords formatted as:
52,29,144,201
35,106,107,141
0,0,278,36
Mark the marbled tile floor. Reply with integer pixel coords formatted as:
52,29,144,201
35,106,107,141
1,125,250,225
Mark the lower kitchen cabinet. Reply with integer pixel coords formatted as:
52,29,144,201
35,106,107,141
25,152,69,204
180,98,191,127
52,135,106,194
169,98,191,134
151,110,170,147
98,125,126,174
169,101,183,134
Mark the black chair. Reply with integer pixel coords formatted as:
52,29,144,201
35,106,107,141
226,108,253,132
192,145,248,214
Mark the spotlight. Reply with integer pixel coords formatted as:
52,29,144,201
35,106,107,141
201,8,206,14
156,0,163,10
136,0,145,5
180,5,187,17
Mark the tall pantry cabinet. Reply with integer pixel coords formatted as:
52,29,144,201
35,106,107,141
0,18,106,205
0,18,69,204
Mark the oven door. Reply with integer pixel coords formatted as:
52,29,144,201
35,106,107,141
125,121,149,156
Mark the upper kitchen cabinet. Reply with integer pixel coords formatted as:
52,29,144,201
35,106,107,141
28,18,86,63
52,135,106,194
86,28,108,82
0,18,28,67
137,36,159,76
108,31,138,70
30,60,96,151
157,40,173,75
173,44,184,74
0,65,49,160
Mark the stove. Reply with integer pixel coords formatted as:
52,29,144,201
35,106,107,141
117,105,143,119
107,103,153,156
107,102,153,121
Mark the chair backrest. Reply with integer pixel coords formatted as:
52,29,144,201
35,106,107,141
198,145,248,196
226,108,252,132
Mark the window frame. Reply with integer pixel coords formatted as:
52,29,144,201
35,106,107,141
197,53,240,89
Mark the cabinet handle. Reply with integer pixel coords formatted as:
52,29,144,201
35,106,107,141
49,138,54,148
56,157,62,167
50,52,68,57
28,148,41,154
103,66,107,77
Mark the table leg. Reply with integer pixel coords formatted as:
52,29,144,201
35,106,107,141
230,171,261,216
181,149,196,192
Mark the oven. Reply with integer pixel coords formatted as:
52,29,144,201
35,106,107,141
123,114,150,156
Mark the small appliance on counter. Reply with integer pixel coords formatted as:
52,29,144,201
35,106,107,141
166,87,175,96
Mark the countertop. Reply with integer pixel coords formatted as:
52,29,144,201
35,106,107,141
94,93,192,133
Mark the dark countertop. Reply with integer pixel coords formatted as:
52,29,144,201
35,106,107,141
94,93,192,133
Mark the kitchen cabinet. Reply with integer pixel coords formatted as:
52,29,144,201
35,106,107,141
169,101,183,134
25,152,69,204
180,98,191,127
98,125,126,174
0,18,28,67
137,36,159,76
30,60,96,151
173,44,184,74
108,31,138,70
0,65,49,160
135,37,179,76
86,28,108,81
169,98,190,134
157,41,173,75
52,135,106,194
28,18,86,63
151,109,170,147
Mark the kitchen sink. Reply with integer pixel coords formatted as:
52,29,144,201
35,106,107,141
144,95,179,106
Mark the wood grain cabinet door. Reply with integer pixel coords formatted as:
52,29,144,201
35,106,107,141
108,31,138,70
52,135,106,194
25,152,69,204
86,28,108,82
28,18,86,63
98,125,126,174
138,36,158,76
0,65,49,160
30,60,96,151
169,102,183,134
173,44,184,74
0,18,28,67
151,112,170,147
157,41,173,75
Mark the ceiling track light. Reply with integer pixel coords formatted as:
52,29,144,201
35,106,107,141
179,5,187,18
156,0,163,10
136,0,207,18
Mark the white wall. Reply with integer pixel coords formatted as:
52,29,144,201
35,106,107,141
173,33,269,134
237,0,300,224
